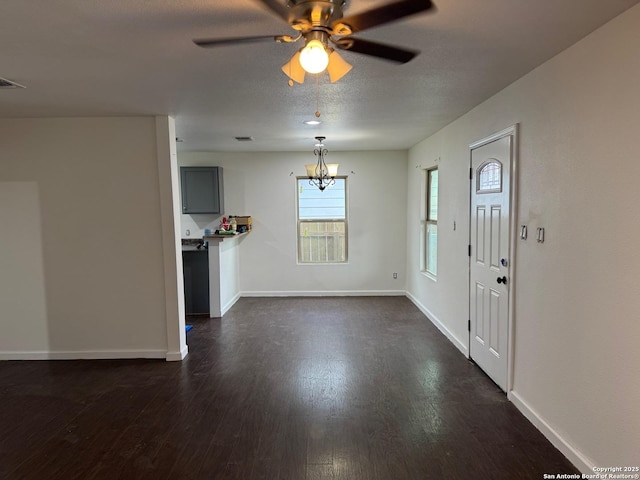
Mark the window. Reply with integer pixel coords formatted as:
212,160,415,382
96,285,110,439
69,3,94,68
477,160,502,193
424,168,438,276
297,178,347,264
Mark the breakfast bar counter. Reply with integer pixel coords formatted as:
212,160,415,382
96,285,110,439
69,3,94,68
203,232,249,317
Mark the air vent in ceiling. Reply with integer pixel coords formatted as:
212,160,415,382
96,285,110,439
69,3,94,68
0,77,26,89
234,136,254,142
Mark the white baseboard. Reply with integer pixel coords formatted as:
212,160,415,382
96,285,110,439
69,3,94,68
2,348,188,362
509,390,593,474
221,292,242,316
240,290,406,297
406,291,468,357
166,345,189,362
0,349,167,361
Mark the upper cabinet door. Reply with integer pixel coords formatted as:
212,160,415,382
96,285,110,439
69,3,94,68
180,167,224,214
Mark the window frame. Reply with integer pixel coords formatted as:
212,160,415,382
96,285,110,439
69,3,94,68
424,168,438,277
296,176,348,265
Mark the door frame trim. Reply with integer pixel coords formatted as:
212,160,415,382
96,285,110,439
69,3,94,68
468,123,519,393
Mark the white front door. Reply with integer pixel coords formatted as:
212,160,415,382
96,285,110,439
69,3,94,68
469,132,513,392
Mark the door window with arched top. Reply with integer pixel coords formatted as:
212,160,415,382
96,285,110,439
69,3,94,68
477,160,502,193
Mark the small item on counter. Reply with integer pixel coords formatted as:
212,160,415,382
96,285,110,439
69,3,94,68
230,216,237,232
235,216,252,231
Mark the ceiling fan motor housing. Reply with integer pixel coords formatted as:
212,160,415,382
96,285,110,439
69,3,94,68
287,0,348,32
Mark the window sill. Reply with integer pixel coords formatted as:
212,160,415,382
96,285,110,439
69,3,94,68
421,270,437,282
297,261,349,266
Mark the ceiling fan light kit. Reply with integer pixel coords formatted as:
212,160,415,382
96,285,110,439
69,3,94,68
194,0,435,84
299,39,329,73
281,43,352,84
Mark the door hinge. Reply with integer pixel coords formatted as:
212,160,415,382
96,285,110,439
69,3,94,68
468,244,472,257
468,319,471,332
469,167,473,180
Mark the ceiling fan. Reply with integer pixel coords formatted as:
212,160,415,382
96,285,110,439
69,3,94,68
193,0,435,84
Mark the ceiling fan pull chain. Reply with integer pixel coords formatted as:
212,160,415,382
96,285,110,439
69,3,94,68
315,75,321,118
287,56,294,87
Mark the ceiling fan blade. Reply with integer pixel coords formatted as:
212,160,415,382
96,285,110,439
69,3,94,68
333,37,418,64
332,0,434,34
193,35,280,48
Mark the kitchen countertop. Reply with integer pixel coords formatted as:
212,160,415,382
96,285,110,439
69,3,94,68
181,231,250,251
203,231,250,241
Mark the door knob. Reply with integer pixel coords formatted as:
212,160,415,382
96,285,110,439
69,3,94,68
497,276,507,284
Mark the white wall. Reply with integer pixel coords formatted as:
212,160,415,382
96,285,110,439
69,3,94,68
0,117,178,359
406,4,640,470
155,116,188,361
0,181,49,352
178,150,408,295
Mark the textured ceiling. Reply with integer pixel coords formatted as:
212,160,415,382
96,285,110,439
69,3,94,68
1,0,638,152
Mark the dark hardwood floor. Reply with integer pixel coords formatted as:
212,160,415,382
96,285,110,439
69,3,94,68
1,297,579,479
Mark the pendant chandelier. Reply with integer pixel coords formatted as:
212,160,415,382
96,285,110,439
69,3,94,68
305,136,338,191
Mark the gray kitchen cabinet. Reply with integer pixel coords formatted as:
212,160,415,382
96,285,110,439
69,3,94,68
180,166,224,214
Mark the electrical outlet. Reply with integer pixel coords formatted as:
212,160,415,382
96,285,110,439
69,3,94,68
393,273,398,279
